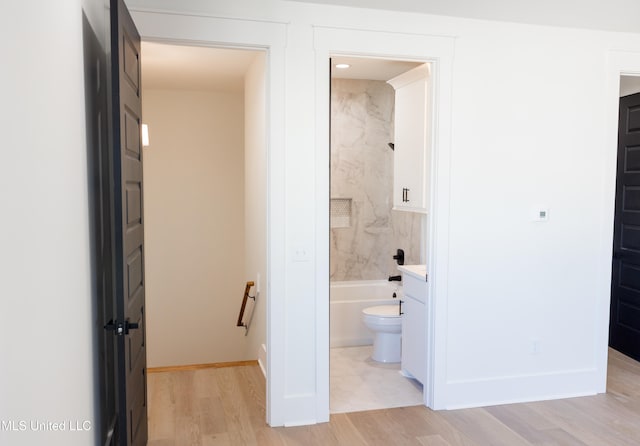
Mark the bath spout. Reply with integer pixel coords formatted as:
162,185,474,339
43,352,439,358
388,275,402,282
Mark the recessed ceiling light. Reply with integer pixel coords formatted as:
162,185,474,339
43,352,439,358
335,63,350,69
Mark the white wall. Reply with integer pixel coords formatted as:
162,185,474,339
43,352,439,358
243,53,268,369
439,21,616,405
6,0,640,439
143,89,248,366
126,0,640,424
0,1,96,445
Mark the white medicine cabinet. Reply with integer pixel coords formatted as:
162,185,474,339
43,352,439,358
387,63,431,213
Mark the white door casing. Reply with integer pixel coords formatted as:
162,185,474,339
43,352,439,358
128,8,288,426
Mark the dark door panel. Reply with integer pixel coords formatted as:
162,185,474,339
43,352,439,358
610,92,640,362
110,0,148,444
83,11,119,446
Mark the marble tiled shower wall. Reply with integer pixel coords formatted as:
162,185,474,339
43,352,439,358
330,79,422,281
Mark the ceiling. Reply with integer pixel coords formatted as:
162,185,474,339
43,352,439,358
142,42,423,87
621,76,640,97
141,42,260,91
288,0,640,34
331,56,422,81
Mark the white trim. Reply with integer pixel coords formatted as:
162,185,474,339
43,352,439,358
129,9,288,48
130,9,287,426
258,343,267,378
283,394,318,427
601,50,640,391
444,367,599,410
127,6,290,26
314,26,455,417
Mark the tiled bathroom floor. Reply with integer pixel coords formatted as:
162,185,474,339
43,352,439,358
330,345,423,414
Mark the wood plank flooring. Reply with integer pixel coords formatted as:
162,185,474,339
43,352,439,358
147,349,640,445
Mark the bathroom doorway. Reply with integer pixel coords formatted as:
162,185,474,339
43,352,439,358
140,41,269,407
328,55,428,413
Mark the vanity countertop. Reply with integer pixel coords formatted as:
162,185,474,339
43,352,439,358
397,264,427,282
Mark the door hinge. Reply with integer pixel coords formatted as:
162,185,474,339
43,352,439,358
104,320,139,336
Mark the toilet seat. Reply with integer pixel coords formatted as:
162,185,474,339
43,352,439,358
362,305,401,317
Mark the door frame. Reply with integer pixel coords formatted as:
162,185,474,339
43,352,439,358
314,26,455,413
602,51,640,388
128,9,287,426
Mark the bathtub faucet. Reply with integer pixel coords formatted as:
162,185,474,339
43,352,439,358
388,275,402,282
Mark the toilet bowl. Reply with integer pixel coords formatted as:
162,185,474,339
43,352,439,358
361,305,402,363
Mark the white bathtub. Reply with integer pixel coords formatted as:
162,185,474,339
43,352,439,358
330,280,402,348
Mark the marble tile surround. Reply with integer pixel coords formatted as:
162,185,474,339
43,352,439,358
330,346,423,413
331,79,422,281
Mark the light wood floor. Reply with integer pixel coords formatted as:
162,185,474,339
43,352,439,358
148,349,640,445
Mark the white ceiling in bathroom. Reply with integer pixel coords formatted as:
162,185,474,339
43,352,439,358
141,42,260,92
331,56,422,81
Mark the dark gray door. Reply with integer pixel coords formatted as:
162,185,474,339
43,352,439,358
109,0,148,444
83,11,119,446
610,92,640,362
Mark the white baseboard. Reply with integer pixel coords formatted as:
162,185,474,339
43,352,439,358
443,367,600,410
283,393,318,426
329,337,373,348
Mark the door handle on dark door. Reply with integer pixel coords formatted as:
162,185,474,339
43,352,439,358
104,320,139,335
104,320,122,335
125,321,139,334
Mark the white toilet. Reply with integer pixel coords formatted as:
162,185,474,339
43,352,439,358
361,304,402,363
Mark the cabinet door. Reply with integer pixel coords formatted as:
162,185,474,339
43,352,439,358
393,74,429,212
401,294,426,383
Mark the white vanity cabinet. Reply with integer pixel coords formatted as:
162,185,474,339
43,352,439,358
398,265,427,384
387,64,431,213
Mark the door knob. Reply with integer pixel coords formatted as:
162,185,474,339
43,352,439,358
104,320,139,336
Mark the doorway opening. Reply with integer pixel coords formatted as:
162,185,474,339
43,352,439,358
140,41,269,434
328,55,432,413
